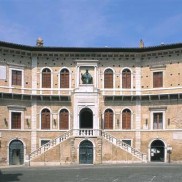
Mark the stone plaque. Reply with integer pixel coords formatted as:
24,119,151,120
173,132,182,140
0,66,6,79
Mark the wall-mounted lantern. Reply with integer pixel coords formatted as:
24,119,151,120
4,118,8,127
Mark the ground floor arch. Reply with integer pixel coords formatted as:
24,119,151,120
9,140,24,165
79,140,93,164
150,139,165,162
79,108,93,129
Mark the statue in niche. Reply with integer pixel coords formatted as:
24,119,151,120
81,69,93,84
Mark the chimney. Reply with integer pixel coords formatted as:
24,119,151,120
139,39,144,48
36,37,44,47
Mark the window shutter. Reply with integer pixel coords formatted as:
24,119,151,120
42,69,51,88
60,109,69,129
153,72,163,88
60,69,69,88
104,109,113,129
122,109,131,129
104,69,113,88
122,70,131,88
12,112,21,129
41,109,50,129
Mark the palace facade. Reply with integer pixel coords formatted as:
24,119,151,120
0,39,182,166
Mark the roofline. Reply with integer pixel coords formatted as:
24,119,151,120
0,40,182,53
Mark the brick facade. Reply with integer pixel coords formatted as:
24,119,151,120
0,41,182,166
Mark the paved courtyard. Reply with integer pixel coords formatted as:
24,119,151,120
0,163,182,182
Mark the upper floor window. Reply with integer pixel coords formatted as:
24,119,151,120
41,109,50,129
60,69,69,88
59,109,69,130
12,70,22,86
104,109,113,129
122,109,131,129
153,113,163,129
11,112,21,129
122,69,131,88
104,69,113,88
42,68,51,88
153,72,163,88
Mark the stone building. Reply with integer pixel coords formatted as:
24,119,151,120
0,39,182,166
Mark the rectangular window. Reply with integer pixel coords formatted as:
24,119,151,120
122,140,131,146
11,112,21,129
12,70,22,86
153,72,163,88
41,140,50,146
153,113,163,129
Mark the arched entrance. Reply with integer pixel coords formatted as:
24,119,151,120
150,140,165,162
79,108,93,129
79,140,93,164
9,140,24,165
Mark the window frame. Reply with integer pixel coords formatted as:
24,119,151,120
41,108,51,130
122,109,132,130
153,71,163,88
122,69,131,89
150,110,166,130
59,109,69,130
104,68,114,89
9,68,24,87
59,68,70,88
104,109,114,129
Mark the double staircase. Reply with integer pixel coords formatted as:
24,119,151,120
28,129,147,163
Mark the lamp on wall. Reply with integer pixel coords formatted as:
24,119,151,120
117,119,120,127
4,118,8,127
26,118,30,128
168,118,170,126
145,119,148,126
53,119,56,126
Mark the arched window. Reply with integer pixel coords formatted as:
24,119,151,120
104,109,113,129
122,69,131,88
122,109,131,129
41,109,50,129
104,69,113,88
59,109,69,130
42,68,51,88
60,69,69,88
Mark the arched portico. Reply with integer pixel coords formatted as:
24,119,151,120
79,108,93,129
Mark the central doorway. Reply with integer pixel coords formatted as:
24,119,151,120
80,108,93,128
79,140,93,164
150,140,165,162
9,140,24,165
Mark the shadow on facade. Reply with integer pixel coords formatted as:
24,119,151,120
0,170,22,182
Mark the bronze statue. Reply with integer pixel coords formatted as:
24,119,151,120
81,69,93,84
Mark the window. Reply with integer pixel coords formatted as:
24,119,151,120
122,109,131,129
153,72,163,88
12,70,22,86
11,112,21,129
60,69,69,88
41,140,50,146
104,109,113,129
153,113,163,129
122,140,131,146
41,109,50,129
59,109,69,130
122,69,131,88
104,69,113,88
42,68,51,88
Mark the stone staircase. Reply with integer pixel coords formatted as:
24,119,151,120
28,129,147,163
102,131,147,162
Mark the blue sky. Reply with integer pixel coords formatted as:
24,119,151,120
0,0,182,47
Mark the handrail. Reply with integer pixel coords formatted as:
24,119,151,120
28,129,146,162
